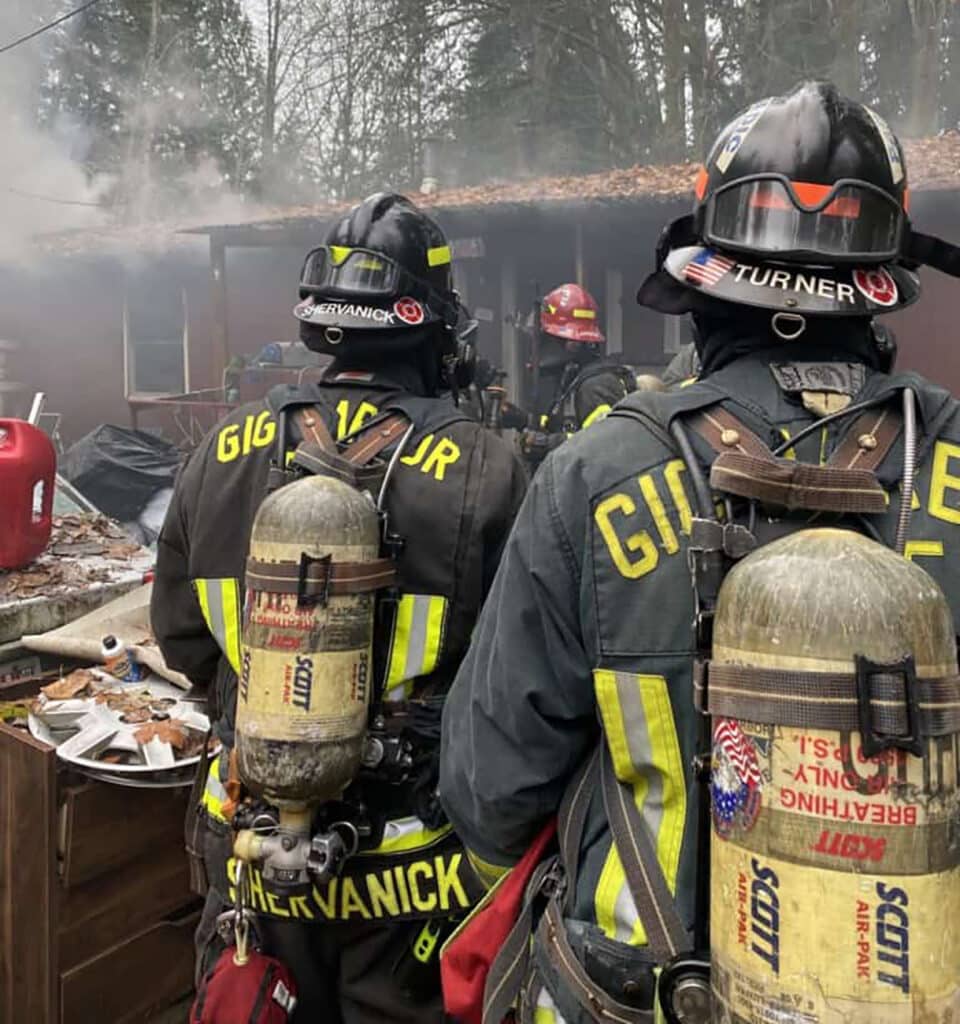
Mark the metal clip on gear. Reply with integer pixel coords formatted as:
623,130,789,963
308,821,360,884
658,954,712,1024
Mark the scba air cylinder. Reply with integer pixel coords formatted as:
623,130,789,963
236,474,379,806
708,529,960,1023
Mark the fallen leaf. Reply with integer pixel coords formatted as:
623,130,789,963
42,669,97,700
134,719,188,749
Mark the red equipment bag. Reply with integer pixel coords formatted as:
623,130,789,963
440,822,556,1024
190,947,298,1024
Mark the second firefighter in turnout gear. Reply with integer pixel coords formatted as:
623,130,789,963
152,193,526,1023
508,283,635,466
439,82,960,1023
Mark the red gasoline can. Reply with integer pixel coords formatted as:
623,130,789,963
0,419,56,570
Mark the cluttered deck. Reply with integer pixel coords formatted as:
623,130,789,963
1,434,202,1023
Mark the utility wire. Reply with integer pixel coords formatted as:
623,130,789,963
5,186,106,208
0,0,103,57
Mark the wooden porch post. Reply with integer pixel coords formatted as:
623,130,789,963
209,234,229,388
500,255,522,405
605,269,623,356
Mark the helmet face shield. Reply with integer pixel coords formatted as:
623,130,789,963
300,246,405,298
703,175,905,264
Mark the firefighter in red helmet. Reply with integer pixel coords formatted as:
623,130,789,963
508,283,635,467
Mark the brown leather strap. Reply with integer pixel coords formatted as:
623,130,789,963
292,407,412,472
558,747,599,914
295,406,337,452
246,556,397,596
686,406,772,459
342,413,410,465
291,443,357,483
687,403,891,514
710,452,888,513
828,406,903,473
706,662,960,737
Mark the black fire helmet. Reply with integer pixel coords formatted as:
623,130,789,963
294,192,460,351
640,81,960,321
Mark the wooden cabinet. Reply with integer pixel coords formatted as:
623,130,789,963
0,721,199,1023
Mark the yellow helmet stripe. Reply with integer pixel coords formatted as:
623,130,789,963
572,308,597,319
329,245,352,266
427,245,451,267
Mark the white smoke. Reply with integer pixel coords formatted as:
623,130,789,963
0,3,108,264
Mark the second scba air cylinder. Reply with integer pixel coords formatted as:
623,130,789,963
709,529,960,1023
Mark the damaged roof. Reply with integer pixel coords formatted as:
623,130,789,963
183,132,960,237
38,133,960,255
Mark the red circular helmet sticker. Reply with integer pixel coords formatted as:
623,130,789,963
393,297,425,325
853,268,898,307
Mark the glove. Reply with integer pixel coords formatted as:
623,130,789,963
499,402,531,430
518,428,563,463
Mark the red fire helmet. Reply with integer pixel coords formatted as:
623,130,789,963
540,283,605,344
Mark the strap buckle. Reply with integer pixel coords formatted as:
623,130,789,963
297,552,332,607
855,654,924,759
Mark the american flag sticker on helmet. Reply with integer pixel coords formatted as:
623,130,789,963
684,249,736,287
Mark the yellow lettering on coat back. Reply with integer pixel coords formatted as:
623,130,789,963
401,434,434,467
367,871,400,917
289,895,314,920
340,877,372,920
929,440,960,524
421,438,461,481
436,853,470,910
408,862,438,912
312,880,338,919
595,493,658,579
265,891,290,918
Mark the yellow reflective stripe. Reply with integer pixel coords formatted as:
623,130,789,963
384,594,448,698
427,244,452,267
595,669,633,780
329,245,351,265
221,581,242,677
819,426,828,465
592,670,686,946
540,414,549,427
572,308,596,319
424,597,445,673
202,756,228,823
385,596,415,694
678,376,698,388
360,817,452,856
581,403,611,429
466,848,510,890
193,577,243,675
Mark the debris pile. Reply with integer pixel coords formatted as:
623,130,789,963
0,513,150,603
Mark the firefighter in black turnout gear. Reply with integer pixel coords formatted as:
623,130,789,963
152,193,526,1023
506,283,635,467
439,82,960,1023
